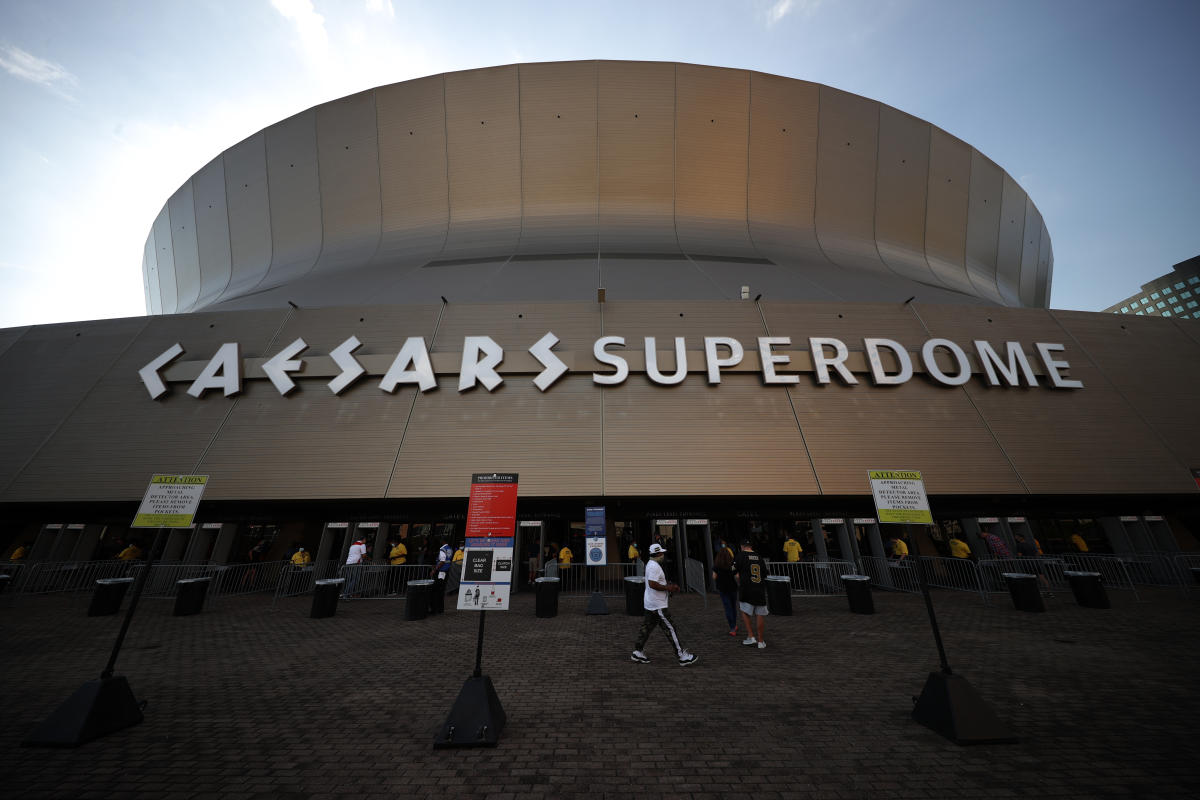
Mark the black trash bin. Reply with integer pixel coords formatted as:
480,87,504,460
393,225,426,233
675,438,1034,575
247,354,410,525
534,576,560,618
1064,570,1110,609
406,579,433,621
0,573,13,595
841,574,874,614
1191,567,1200,586
429,575,447,614
1002,572,1044,613
310,578,344,619
623,576,645,616
173,576,212,617
766,575,792,615
88,576,134,617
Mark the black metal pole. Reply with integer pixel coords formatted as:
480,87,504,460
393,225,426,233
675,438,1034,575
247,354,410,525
101,526,167,680
910,531,952,675
473,609,486,678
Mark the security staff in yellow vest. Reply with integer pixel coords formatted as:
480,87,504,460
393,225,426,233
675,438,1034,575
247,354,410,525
948,537,971,559
389,539,408,565
782,536,803,562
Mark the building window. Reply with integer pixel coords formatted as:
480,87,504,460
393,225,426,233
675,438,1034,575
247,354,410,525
1168,296,1178,304
1174,306,1184,314
1151,291,1161,299
1163,311,1172,317
1142,298,1151,305
1157,301,1166,309
1187,301,1198,309
1190,276,1199,285
1183,291,1193,299
1175,282,1186,290
1135,310,1144,315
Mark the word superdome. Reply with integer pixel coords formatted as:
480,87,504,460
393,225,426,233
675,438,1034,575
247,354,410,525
138,333,1084,400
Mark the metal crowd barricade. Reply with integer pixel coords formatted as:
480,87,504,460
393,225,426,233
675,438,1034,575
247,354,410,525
918,556,987,599
333,563,430,599
15,559,142,597
1174,552,1200,592
1111,551,1187,591
976,557,1069,596
550,562,639,597
860,556,921,594
767,560,857,595
142,562,216,598
1061,554,1139,600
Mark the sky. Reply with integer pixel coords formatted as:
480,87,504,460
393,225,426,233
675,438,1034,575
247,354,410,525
1,0,1198,328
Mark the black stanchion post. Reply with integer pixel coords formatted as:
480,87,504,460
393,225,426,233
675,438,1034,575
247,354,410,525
908,531,1017,745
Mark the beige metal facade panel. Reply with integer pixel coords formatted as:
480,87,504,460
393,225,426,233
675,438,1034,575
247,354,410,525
875,106,938,287
690,259,839,303
924,128,974,296
167,181,202,312
432,301,601,354
313,91,382,273
443,65,522,258
1053,311,1200,479
814,86,887,275
596,61,677,253
599,257,724,301
388,375,602,498
601,300,766,345
518,61,599,255
195,378,415,500
484,258,600,302
674,64,754,256
964,150,1005,304
2,310,289,502
151,207,178,315
914,305,1184,494
0,318,146,495
995,174,1027,306
790,378,1026,495
1018,200,1043,308
761,302,930,351
263,110,322,290
374,75,449,267
746,71,822,266
603,375,817,495
220,133,273,302
191,157,233,310
272,304,442,357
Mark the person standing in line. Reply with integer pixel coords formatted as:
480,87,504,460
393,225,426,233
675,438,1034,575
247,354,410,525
712,548,740,637
1070,532,1089,553
981,529,1011,559
290,546,312,566
631,543,699,667
887,534,909,560
431,537,453,592
782,534,803,563
342,536,367,599
735,539,769,649
948,536,971,559
627,539,639,562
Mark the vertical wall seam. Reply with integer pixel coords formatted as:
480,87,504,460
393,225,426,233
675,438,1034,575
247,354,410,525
384,302,448,497
755,302,823,495
213,154,237,305
513,64,526,258
434,72,452,263
744,70,763,260
671,63,683,256
870,104,905,284
299,113,327,282
810,87,836,272
365,88,387,266
247,129,282,295
919,124,953,292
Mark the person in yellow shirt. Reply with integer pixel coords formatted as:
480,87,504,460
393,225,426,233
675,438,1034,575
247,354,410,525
887,535,908,560
9,543,29,561
558,544,573,569
290,547,312,566
452,545,465,565
1070,533,1089,552
948,537,971,559
782,536,803,562
627,541,639,561
388,539,408,565
116,542,143,561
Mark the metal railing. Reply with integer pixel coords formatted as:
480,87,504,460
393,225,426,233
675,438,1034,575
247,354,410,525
767,560,857,595
332,563,433,599
861,557,922,594
917,556,988,599
543,561,640,596
15,559,143,596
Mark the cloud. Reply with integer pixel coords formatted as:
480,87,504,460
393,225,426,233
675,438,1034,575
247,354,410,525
365,0,395,18
0,44,77,100
765,0,821,26
270,0,330,62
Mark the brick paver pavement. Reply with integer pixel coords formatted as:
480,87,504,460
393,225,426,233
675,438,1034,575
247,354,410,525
1,584,1198,799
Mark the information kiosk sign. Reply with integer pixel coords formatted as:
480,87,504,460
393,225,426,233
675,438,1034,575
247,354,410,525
458,473,518,611
132,475,209,528
867,470,933,525
585,506,606,566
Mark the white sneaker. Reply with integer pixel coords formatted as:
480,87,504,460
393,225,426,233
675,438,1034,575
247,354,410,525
757,641,767,650
742,637,757,646
630,650,650,664
678,652,699,667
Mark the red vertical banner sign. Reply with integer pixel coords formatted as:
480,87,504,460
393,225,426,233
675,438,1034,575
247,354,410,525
459,473,518,611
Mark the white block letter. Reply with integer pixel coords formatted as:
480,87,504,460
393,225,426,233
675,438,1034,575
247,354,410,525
529,332,567,392
809,337,857,385
187,343,242,398
921,339,971,386
593,336,628,385
645,337,687,385
703,337,744,384
262,338,308,396
758,337,799,385
328,336,365,395
974,340,1038,387
138,343,184,400
1036,343,1084,389
459,336,504,392
379,337,437,393
864,339,913,386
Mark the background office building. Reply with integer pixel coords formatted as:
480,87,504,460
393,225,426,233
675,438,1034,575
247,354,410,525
1103,255,1200,320
1,62,1197,594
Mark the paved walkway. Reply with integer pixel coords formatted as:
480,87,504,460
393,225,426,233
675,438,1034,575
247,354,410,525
1,584,1198,799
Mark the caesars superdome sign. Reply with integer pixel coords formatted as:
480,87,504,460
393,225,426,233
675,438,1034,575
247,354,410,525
138,332,1084,400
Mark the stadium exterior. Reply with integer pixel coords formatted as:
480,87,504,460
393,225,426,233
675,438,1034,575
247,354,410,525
1,62,1198,593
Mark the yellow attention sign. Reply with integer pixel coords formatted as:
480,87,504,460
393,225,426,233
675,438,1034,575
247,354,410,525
132,474,209,528
867,470,933,525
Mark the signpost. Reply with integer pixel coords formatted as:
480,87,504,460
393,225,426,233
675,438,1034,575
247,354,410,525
584,506,609,614
867,469,1015,746
25,474,208,747
437,473,517,749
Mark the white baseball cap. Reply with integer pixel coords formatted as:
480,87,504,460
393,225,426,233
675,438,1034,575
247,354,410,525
649,543,666,555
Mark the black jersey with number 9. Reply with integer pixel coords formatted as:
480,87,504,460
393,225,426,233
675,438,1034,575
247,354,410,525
735,551,767,605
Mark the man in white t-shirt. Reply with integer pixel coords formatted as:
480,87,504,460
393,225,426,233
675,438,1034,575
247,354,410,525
630,543,699,667
342,537,367,598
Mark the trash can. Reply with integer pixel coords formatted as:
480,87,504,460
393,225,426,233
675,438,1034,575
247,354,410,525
173,576,212,617
429,575,447,614
766,575,792,615
1191,567,1200,586
623,576,645,616
1064,570,1110,609
841,574,874,615
311,578,344,619
1002,572,1044,613
534,576,560,618
87,577,134,617
0,573,14,595
406,579,434,621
